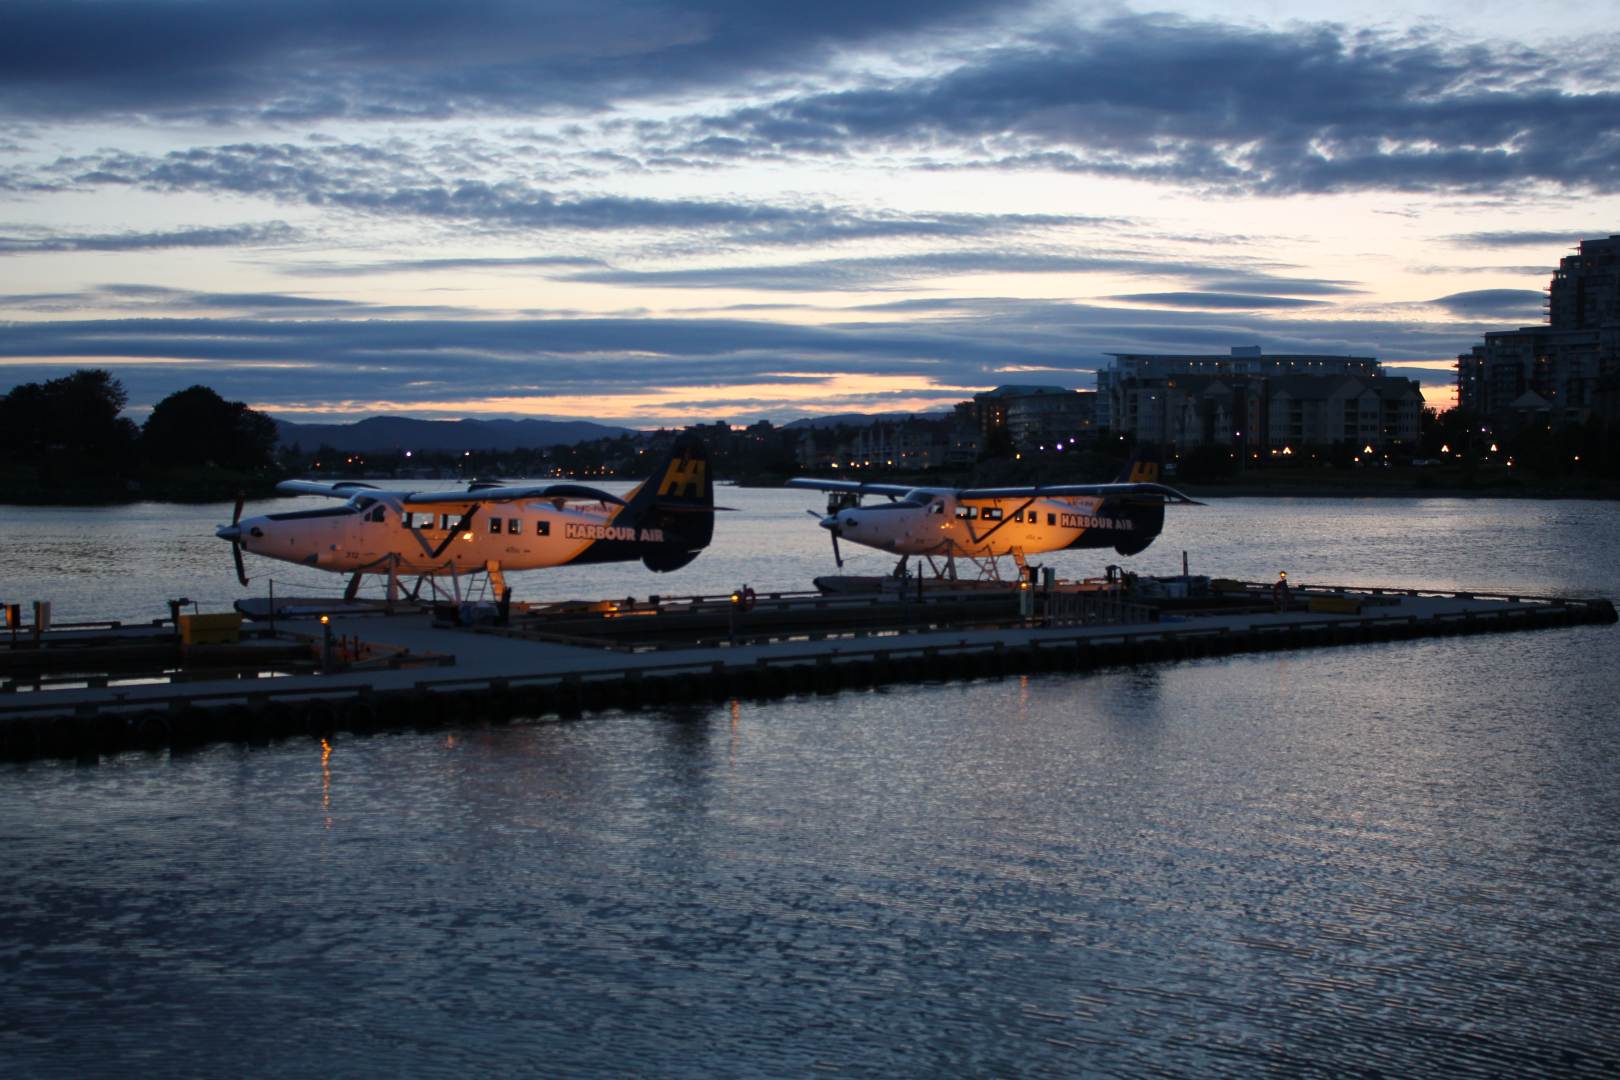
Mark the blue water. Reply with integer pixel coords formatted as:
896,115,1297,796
2,495,1619,1077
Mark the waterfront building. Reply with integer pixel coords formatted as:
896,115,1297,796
1100,347,1422,453
1457,234,1620,425
971,385,1097,451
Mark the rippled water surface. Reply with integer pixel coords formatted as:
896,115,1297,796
3,493,1619,1077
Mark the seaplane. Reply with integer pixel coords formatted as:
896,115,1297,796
216,433,715,603
786,452,1200,581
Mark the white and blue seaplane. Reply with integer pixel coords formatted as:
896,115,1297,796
217,433,715,604
786,454,1200,581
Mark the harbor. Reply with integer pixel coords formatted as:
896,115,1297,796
6,494,1620,1078
4,574,1612,762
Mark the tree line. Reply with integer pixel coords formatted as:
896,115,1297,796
0,369,278,503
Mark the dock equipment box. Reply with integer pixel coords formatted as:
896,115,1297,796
179,612,243,645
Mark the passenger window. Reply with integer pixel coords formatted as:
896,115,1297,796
536,520,550,537
439,513,455,531
508,518,521,534
1013,510,1024,523
1047,513,1056,526
489,518,503,534
955,506,977,520
982,507,1002,521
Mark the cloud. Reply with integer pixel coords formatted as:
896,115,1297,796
0,221,297,254
1106,292,1328,310
1445,230,1605,248
0,283,476,318
25,140,1113,247
1428,288,1546,320
0,290,1478,426
556,249,1298,291
0,0,1025,122
654,15,1620,195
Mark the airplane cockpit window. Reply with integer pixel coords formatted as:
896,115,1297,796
354,496,378,511
366,506,386,523
928,501,945,515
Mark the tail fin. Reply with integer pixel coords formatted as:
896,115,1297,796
1115,445,1161,484
1106,444,1165,556
623,433,714,571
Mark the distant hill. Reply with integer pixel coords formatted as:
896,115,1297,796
274,416,635,452
783,411,951,430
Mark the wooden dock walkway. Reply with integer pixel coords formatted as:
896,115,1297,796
2,580,1613,762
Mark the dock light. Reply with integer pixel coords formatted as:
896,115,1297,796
320,614,329,624
1364,444,1374,455
1490,443,1499,453
1441,444,1450,453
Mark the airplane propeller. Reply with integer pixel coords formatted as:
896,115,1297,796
808,508,845,568
224,494,248,585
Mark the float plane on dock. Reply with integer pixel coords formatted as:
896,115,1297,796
217,433,715,603
787,453,1200,580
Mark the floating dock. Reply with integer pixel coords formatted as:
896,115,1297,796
2,578,1613,762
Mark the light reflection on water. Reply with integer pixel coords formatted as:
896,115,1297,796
1,496,1619,1076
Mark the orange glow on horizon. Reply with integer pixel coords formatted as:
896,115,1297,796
261,373,986,424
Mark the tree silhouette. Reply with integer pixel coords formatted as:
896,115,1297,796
0,368,138,460
142,385,278,470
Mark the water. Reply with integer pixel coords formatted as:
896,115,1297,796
3,492,1619,1077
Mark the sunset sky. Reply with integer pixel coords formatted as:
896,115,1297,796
3,0,1617,428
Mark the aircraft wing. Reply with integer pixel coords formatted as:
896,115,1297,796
401,482,626,507
957,481,1203,505
276,479,384,498
785,477,932,499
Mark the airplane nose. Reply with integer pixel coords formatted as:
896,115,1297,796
818,514,838,531
216,524,241,541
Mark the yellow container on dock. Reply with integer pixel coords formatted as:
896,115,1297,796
1308,596,1363,615
179,612,243,645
